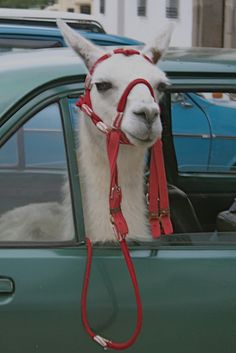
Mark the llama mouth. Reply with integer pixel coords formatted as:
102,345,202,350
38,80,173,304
126,132,154,144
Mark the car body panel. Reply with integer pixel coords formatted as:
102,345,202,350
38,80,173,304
1,245,236,353
1,47,236,122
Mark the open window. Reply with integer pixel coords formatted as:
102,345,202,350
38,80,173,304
166,89,236,236
0,103,75,242
171,91,236,174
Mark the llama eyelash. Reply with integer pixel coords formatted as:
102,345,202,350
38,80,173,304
95,82,113,92
155,81,170,100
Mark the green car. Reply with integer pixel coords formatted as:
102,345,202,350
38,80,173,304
0,47,236,353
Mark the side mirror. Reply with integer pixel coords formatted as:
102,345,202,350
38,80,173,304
172,93,193,108
180,99,193,108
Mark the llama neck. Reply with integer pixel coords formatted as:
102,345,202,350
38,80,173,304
79,116,150,243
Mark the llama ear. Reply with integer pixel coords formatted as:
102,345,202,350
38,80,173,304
141,23,174,64
57,19,105,70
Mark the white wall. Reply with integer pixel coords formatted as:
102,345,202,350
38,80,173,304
92,0,193,47
92,0,118,34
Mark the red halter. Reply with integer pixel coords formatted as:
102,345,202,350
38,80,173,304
77,48,173,350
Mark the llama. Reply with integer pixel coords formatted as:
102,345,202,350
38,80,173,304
58,20,173,243
0,22,173,243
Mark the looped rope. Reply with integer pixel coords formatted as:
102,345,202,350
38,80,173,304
81,238,143,350
78,48,173,350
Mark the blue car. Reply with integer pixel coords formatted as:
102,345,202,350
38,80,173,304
0,23,143,53
172,91,236,173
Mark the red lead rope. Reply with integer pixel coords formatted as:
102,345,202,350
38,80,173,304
78,48,173,350
106,130,129,239
81,238,143,350
148,140,173,237
81,129,143,350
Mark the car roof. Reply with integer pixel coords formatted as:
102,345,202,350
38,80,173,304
0,47,236,120
0,8,100,22
0,8,105,33
165,47,236,74
0,23,143,46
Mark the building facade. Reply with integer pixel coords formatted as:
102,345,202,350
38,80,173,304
47,0,92,14
92,0,193,47
192,0,236,48
92,0,236,48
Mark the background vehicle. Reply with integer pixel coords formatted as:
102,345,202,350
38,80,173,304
172,91,236,173
0,47,236,353
0,8,106,32
0,23,143,53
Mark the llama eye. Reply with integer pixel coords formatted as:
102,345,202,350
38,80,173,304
158,82,169,92
95,82,112,92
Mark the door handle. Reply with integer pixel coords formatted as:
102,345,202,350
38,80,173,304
0,277,14,294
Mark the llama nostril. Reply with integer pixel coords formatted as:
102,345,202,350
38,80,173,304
134,107,159,124
134,111,147,121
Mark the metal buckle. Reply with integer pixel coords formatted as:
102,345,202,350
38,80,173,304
110,185,121,199
149,209,170,221
82,104,93,117
149,212,159,220
113,112,123,129
160,208,170,218
110,207,121,215
93,335,111,350
85,74,92,89
96,121,110,133
110,216,125,242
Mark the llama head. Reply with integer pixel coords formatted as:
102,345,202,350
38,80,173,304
57,20,173,148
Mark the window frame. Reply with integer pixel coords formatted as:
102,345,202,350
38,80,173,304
165,83,236,181
137,0,147,17
100,0,105,14
0,36,63,50
0,81,85,247
80,4,91,14
165,0,179,20
1,76,236,249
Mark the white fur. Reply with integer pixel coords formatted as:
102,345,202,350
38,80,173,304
0,22,173,243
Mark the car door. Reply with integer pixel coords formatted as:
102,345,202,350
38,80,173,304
169,85,236,231
0,87,88,353
2,83,236,353
198,93,236,172
171,92,211,172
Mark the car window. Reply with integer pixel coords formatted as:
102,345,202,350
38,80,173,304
171,91,236,174
0,19,105,33
0,37,62,53
0,103,75,242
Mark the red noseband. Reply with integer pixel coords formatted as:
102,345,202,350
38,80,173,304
77,48,173,351
77,49,156,141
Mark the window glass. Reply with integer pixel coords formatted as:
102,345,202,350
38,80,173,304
0,103,75,242
166,0,179,19
24,105,67,169
137,0,147,16
0,38,62,53
80,4,91,14
171,91,236,174
100,0,105,14
0,134,17,166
